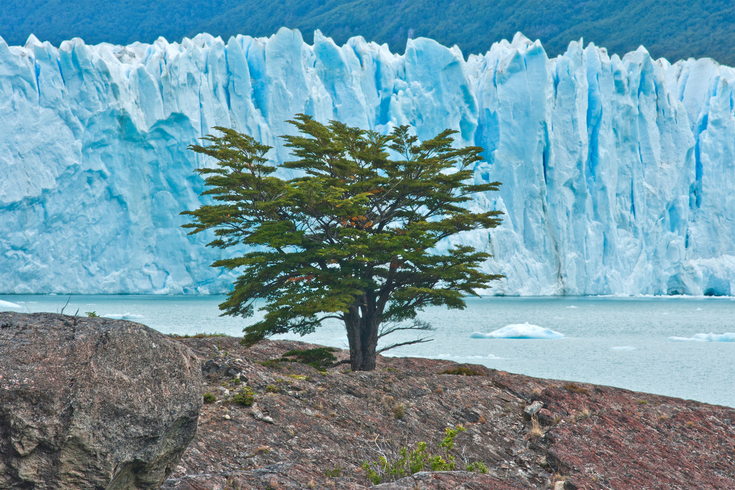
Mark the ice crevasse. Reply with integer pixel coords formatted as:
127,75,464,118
2,28,735,296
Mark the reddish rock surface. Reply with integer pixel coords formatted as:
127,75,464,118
164,337,735,489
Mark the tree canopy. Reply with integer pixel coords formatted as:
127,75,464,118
183,115,502,370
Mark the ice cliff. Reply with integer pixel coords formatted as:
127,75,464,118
2,28,735,295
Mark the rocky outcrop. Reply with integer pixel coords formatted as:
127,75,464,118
0,313,202,489
166,337,735,490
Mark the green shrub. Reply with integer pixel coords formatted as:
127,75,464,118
362,462,382,485
393,404,405,420
259,359,281,369
361,426,476,484
85,311,99,318
281,347,337,371
439,425,465,451
466,461,488,473
325,466,343,477
232,387,255,406
203,392,216,403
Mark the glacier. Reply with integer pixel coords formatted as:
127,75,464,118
2,28,735,295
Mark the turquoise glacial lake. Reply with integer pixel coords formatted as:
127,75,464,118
1,295,733,408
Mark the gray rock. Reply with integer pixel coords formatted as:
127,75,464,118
201,359,245,381
537,408,557,426
0,313,202,489
523,400,544,418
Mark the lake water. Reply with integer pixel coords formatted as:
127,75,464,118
1,295,734,408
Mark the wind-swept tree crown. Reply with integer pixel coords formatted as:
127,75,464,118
183,115,502,365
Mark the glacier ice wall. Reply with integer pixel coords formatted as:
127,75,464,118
2,28,735,295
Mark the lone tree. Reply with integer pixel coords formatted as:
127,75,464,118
183,115,502,371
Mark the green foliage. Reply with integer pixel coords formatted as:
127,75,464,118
362,462,382,485
259,359,281,369
429,453,454,471
232,387,255,406
265,384,278,393
439,366,484,376
280,347,337,371
203,392,217,403
466,461,488,473
85,311,99,317
439,425,465,451
324,466,344,477
361,426,476,483
392,404,405,420
184,116,502,370
223,377,242,387
5,0,735,66
361,443,429,484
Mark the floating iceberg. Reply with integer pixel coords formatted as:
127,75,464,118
455,354,505,360
668,333,735,342
471,323,564,339
103,313,145,320
0,300,22,309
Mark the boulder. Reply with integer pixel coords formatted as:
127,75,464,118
0,312,202,489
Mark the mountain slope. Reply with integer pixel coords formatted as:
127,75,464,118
2,0,735,64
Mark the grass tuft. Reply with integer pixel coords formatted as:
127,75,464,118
169,332,228,339
563,383,589,394
439,366,484,376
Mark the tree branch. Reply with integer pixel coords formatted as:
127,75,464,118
377,337,433,354
378,319,433,339
318,315,345,322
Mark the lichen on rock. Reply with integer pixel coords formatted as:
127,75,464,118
0,312,203,489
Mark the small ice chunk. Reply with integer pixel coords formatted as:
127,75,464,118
0,300,22,309
610,346,636,351
460,354,504,360
668,333,735,342
471,323,564,339
103,313,145,320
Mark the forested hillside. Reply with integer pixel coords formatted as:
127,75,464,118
2,0,735,64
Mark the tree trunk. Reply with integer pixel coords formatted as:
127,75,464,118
345,305,380,371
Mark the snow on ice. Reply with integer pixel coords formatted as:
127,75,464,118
471,323,564,339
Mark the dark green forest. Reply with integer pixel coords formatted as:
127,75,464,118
3,0,735,65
